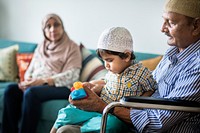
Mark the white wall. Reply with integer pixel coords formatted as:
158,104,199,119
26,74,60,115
0,0,169,54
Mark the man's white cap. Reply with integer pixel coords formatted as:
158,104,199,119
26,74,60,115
97,27,133,53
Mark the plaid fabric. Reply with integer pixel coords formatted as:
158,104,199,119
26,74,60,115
100,63,157,104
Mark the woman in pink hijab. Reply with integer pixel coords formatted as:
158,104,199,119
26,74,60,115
1,13,82,133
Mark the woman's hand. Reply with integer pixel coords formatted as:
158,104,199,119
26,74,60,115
69,82,107,113
18,78,46,91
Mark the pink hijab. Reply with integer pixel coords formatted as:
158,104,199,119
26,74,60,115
37,13,82,73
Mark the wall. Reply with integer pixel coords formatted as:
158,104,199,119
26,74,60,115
0,0,169,54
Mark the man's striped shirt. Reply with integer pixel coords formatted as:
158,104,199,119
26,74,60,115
130,39,200,133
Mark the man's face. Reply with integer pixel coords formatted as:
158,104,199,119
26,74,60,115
161,12,194,51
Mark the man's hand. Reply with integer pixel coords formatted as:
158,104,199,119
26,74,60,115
69,82,107,113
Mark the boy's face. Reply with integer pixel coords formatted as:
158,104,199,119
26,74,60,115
101,53,131,74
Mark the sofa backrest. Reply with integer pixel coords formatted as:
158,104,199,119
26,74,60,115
89,49,161,62
0,39,37,53
0,39,162,82
89,49,162,71
0,39,161,61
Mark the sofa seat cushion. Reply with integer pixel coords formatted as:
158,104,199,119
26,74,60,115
0,82,16,89
0,82,69,123
0,88,4,123
40,100,69,121
0,82,16,123
0,82,16,107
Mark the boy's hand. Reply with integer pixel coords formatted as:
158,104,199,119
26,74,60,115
69,82,107,113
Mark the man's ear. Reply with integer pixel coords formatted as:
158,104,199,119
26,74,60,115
192,18,200,36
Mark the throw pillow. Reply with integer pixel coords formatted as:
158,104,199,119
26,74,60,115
80,43,107,82
0,45,19,81
16,53,33,82
140,55,163,71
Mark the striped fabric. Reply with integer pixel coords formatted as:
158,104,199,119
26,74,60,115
130,40,200,133
79,44,107,82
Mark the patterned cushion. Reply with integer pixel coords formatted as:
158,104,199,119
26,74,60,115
0,45,19,81
80,43,107,82
16,53,33,82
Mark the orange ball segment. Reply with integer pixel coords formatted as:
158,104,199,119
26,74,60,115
73,81,83,90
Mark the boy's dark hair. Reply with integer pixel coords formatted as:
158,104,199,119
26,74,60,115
96,49,136,60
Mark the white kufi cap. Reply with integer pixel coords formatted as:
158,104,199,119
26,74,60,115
97,27,133,53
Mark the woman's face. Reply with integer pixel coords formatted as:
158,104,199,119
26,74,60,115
44,18,64,42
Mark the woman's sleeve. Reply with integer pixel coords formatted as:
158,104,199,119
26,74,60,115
51,68,81,88
51,43,82,88
24,48,39,80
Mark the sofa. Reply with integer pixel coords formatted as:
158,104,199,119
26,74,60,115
0,39,162,133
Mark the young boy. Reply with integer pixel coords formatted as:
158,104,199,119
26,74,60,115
50,27,157,133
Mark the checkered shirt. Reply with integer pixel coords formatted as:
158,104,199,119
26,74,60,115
100,63,157,104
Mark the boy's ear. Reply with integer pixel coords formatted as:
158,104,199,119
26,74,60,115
124,52,132,62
